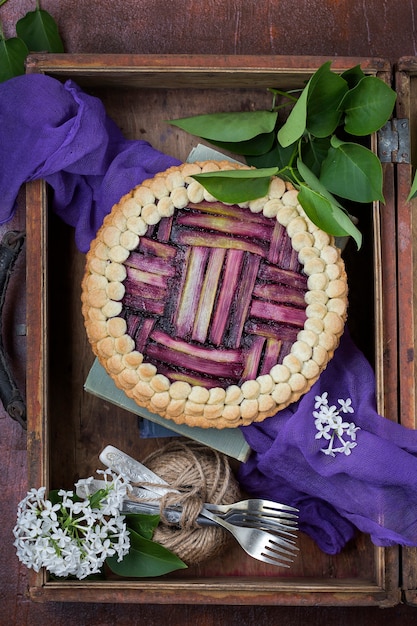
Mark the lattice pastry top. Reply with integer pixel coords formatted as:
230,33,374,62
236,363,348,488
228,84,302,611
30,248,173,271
81,160,348,429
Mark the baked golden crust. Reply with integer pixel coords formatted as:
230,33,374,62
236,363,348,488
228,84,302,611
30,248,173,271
81,160,348,429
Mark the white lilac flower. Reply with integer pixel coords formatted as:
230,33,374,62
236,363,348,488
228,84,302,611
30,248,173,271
313,394,360,457
338,397,354,413
341,440,357,455
314,420,332,440
327,414,349,436
319,404,339,419
13,470,131,580
346,422,360,440
314,392,328,409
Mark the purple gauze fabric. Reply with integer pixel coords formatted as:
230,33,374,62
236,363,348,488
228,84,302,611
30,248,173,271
239,329,417,554
0,74,181,252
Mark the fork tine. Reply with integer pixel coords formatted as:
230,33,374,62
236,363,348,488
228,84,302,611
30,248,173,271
267,538,298,557
259,530,299,552
261,540,298,564
259,546,295,566
234,515,298,541
258,555,292,568
233,512,298,532
243,512,299,526
259,539,297,558
259,500,299,513
258,507,299,520
254,499,299,514
207,499,299,517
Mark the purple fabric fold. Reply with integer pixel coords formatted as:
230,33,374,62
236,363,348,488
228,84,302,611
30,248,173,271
0,74,181,251
239,330,417,553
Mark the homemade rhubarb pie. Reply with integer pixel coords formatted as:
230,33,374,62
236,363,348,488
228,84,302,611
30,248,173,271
81,161,348,429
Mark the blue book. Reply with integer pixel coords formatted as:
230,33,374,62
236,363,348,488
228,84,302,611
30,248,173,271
84,359,252,462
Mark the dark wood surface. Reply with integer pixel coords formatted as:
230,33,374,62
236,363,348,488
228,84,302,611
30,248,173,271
2,1,417,624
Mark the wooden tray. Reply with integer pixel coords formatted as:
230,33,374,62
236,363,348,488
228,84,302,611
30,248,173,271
24,54,400,606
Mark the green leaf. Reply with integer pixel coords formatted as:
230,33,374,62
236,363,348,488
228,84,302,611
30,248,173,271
320,136,384,202
339,76,396,135
88,489,108,509
208,131,276,156
407,171,417,201
192,167,278,203
306,62,348,138
298,185,362,249
340,65,365,89
246,140,296,169
125,513,160,540
106,529,187,578
277,84,309,147
168,110,278,142
300,136,331,177
278,62,348,146
16,9,64,53
297,158,344,209
48,489,63,505
0,37,28,82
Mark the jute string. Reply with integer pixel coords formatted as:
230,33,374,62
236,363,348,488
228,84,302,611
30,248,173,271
132,441,241,565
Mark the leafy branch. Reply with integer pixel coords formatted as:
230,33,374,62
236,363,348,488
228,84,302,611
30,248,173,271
168,62,397,249
0,0,63,82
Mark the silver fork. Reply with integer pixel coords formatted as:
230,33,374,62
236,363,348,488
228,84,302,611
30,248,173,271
99,445,299,567
120,498,298,540
197,507,296,567
79,478,298,536
205,500,299,534
206,499,298,519
120,499,297,566
120,499,298,555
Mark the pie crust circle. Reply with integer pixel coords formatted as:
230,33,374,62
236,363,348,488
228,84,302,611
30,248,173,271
81,160,348,429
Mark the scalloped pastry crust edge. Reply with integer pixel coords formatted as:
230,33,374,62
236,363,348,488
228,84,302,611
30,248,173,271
81,160,348,429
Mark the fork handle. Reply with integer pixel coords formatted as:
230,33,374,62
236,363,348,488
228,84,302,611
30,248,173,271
121,500,217,526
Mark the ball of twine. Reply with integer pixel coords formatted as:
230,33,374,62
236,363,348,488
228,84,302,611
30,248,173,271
137,441,241,566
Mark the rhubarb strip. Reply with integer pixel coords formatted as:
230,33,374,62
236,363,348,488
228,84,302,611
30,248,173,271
146,343,243,378
125,251,176,276
174,247,209,338
278,340,293,364
277,234,302,272
245,319,300,342
150,328,243,363
173,230,268,257
227,253,261,348
241,335,265,381
138,237,177,259
258,262,308,290
186,202,274,226
134,317,157,353
125,312,142,338
156,215,174,242
250,299,307,326
177,213,273,240
192,248,226,343
123,293,166,315
126,265,170,289
123,278,166,303
155,364,238,388
252,282,307,308
260,338,282,375
267,220,285,265
209,249,244,346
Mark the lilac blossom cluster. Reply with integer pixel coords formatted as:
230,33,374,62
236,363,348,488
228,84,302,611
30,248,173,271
313,392,360,457
13,469,130,579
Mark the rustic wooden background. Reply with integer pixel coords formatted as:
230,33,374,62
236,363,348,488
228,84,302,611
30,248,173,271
1,1,417,624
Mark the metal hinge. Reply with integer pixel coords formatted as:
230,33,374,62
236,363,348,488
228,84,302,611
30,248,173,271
377,118,410,163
